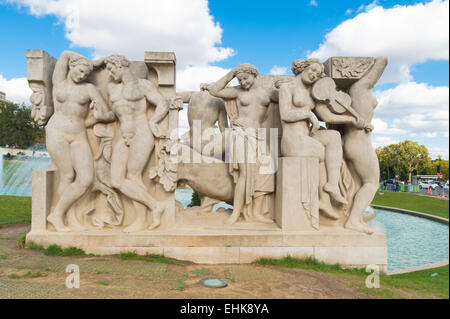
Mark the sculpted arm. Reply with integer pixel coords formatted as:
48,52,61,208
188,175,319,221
314,103,356,125
279,85,316,122
86,84,115,122
354,56,388,90
52,51,85,84
279,85,320,134
144,80,170,138
201,69,238,100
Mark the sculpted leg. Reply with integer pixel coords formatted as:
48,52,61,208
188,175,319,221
253,195,273,223
116,134,164,231
226,162,246,225
47,136,94,232
314,130,347,205
344,182,377,234
344,145,378,234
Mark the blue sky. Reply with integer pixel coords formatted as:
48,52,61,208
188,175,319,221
0,0,448,158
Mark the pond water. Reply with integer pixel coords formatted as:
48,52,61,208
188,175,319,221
368,208,449,271
0,158,50,196
175,188,233,211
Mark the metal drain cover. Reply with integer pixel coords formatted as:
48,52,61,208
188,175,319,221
199,278,228,288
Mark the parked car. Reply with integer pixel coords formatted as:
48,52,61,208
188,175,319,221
431,181,447,188
385,179,404,185
419,181,439,190
444,181,449,191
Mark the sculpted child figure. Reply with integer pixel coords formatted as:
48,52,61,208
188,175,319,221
46,51,114,232
202,63,278,225
278,58,348,207
102,54,170,232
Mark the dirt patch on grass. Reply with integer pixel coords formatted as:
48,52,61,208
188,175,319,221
0,223,441,299
0,223,30,238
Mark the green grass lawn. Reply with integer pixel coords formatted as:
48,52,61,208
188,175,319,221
0,195,31,226
256,256,449,299
372,191,449,219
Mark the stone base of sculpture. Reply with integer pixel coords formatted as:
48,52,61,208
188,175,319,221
27,169,387,272
26,225,387,273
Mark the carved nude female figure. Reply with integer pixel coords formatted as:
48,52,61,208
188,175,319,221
278,58,348,206
342,56,388,234
202,63,278,225
46,51,114,232
103,55,169,232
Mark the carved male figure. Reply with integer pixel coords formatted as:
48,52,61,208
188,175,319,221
102,54,169,232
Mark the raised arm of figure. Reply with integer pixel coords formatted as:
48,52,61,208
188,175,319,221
143,80,170,138
202,69,239,100
354,56,388,90
52,51,86,84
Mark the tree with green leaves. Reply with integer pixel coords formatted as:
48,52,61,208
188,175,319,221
188,191,201,207
376,140,432,183
429,158,449,181
0,101,44,149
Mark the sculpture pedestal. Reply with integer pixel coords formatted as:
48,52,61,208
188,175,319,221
27,209,388,273
26,227,387,273
275,157,320,231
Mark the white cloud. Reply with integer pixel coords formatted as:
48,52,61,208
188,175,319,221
357,0,379,13
371,135,399,149
0,74,32,105
309,0,318,7
309,0,449,84
8,0,234,68
374,82,449,118
393,112,449,133
345,9,353,15
409,132,439,138
372,118,407,135
176,65,231,92
269,65,288,75
371,81,449,151
428,146,449,159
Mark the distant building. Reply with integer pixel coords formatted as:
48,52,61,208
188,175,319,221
0,91,12,104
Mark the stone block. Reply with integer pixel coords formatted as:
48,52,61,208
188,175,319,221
323,56,375,89
31,170,54,232
275,157,320,231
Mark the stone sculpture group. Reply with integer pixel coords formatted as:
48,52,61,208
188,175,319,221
25,49,388,269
